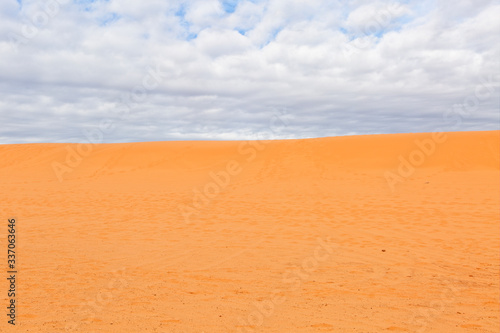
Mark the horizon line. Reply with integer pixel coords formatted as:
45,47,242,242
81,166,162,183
1,129,498,146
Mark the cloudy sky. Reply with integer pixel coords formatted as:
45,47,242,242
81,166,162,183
0,0,499,143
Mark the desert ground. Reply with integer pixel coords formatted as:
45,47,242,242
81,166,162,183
0,130,499,332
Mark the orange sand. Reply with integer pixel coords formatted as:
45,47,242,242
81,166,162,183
0,130,499,332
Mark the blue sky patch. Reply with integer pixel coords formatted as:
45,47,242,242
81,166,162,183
236,28,247,36
73,0,110,12
99,12,120,26
187,33,198,41
174,4,197,40
175,4,187,19
221,0,239,14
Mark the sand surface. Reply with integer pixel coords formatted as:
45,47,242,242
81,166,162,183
0,130,499,332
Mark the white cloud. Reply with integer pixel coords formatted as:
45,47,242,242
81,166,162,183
195,28,253,58
344,2,411,35
0,0,498,143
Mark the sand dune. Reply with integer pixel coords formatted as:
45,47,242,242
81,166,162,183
0,130,499,332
